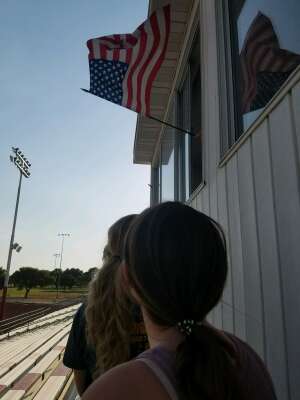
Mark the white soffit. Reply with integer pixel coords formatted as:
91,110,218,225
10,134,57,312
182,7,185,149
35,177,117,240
133,0,194,165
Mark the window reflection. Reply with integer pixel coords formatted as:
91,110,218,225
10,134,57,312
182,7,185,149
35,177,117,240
190,66,202,194
231,0,300,131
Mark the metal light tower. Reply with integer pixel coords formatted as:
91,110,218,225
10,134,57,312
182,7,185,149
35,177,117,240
53,253,60,269
56,233,70,298
0,147,31,320
53,253,60,300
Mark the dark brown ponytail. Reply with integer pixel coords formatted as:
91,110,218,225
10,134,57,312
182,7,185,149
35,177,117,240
124,202,240,400
175,324,238,399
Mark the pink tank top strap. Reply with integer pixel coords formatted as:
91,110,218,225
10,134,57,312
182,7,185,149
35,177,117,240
136,346,178,400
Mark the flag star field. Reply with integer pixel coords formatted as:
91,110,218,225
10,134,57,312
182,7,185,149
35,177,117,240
89,59,129,105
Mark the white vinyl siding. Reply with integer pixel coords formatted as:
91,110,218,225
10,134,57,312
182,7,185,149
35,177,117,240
149,2,300,398
187,2,300,399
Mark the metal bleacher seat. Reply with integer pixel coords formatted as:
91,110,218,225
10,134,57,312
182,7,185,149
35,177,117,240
33,363,72,400
0,305,79,341
0,304,80,400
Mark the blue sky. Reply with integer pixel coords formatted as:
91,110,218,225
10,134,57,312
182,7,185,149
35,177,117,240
0,0,149,272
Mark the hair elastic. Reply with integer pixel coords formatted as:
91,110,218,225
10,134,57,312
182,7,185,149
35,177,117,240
177,319,195,335
177,319,203,336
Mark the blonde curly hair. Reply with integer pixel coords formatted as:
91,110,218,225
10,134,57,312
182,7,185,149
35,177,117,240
85,215,137,378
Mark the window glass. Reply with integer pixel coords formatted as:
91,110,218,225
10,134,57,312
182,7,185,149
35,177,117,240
157,148,162,202
184,134,190,199
178,31,202,200
230,0,300,133
190,60,202,193
178,72,190,201
161,127,175,201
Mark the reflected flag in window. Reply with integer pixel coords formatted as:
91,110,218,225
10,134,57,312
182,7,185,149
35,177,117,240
83,5,170,116
240,12,300,114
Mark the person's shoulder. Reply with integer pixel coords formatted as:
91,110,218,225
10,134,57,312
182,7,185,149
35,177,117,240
223,331,262,365
225,332,261,360
82,357,170,400
224,332,277,398
81,360,148,400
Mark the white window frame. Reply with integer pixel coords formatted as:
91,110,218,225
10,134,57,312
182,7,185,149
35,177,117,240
150,3,203,204
216,0,239,156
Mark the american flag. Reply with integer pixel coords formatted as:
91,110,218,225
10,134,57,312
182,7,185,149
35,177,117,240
83,5,170,116
240,12,300,114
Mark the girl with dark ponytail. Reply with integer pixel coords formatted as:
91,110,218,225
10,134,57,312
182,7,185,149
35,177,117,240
83,202,277,400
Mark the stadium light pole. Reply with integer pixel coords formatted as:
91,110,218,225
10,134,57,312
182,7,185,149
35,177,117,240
56,233,70,299
53,253,60,269
53,253,60,300
0,147,31,320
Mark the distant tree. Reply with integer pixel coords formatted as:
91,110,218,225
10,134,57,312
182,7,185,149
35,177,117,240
60,268,84,289
0,267,5,289
38,270,54,288
10,267,41,298
81,267,98,286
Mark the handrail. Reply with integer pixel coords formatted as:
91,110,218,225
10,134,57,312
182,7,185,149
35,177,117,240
0,304,80,338
0,306,48,325
0,308,50,329
31,307,77,325
0,308,52,335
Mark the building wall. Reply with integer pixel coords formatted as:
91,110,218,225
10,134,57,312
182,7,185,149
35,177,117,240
185,2,300,399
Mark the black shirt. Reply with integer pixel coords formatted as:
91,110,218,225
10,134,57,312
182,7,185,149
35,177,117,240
63,304,96,387
63,303,148,388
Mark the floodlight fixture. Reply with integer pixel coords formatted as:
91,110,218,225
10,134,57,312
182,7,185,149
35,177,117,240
10,147,32,178
12,242,22,252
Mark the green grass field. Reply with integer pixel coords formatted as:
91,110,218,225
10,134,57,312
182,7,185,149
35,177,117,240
2,287,88,300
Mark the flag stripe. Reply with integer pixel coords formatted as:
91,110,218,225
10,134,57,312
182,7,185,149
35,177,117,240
144,5,170,115
126,34,137,46
101,36,117,45
113,48,120,60
241,14,282,109
139,11,162,114
119,49,126,63
85,5,170,116
100,45,107,59
135,13,158,113
92,40,100,59
87,39,95,59
122,48,134,106
132,25,154,111
113,35,121,60
126,48,132,64
240,12,300,113
242,44,273,106
125,27,148,109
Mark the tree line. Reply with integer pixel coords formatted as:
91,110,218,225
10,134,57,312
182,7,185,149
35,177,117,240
0,266,98,298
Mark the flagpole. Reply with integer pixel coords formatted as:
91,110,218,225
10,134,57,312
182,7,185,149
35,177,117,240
81,89,194,136
146,115,195,137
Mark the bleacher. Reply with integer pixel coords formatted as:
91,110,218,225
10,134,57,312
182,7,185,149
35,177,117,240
0,304,80,400
0,307,52,336
0,305,78,341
